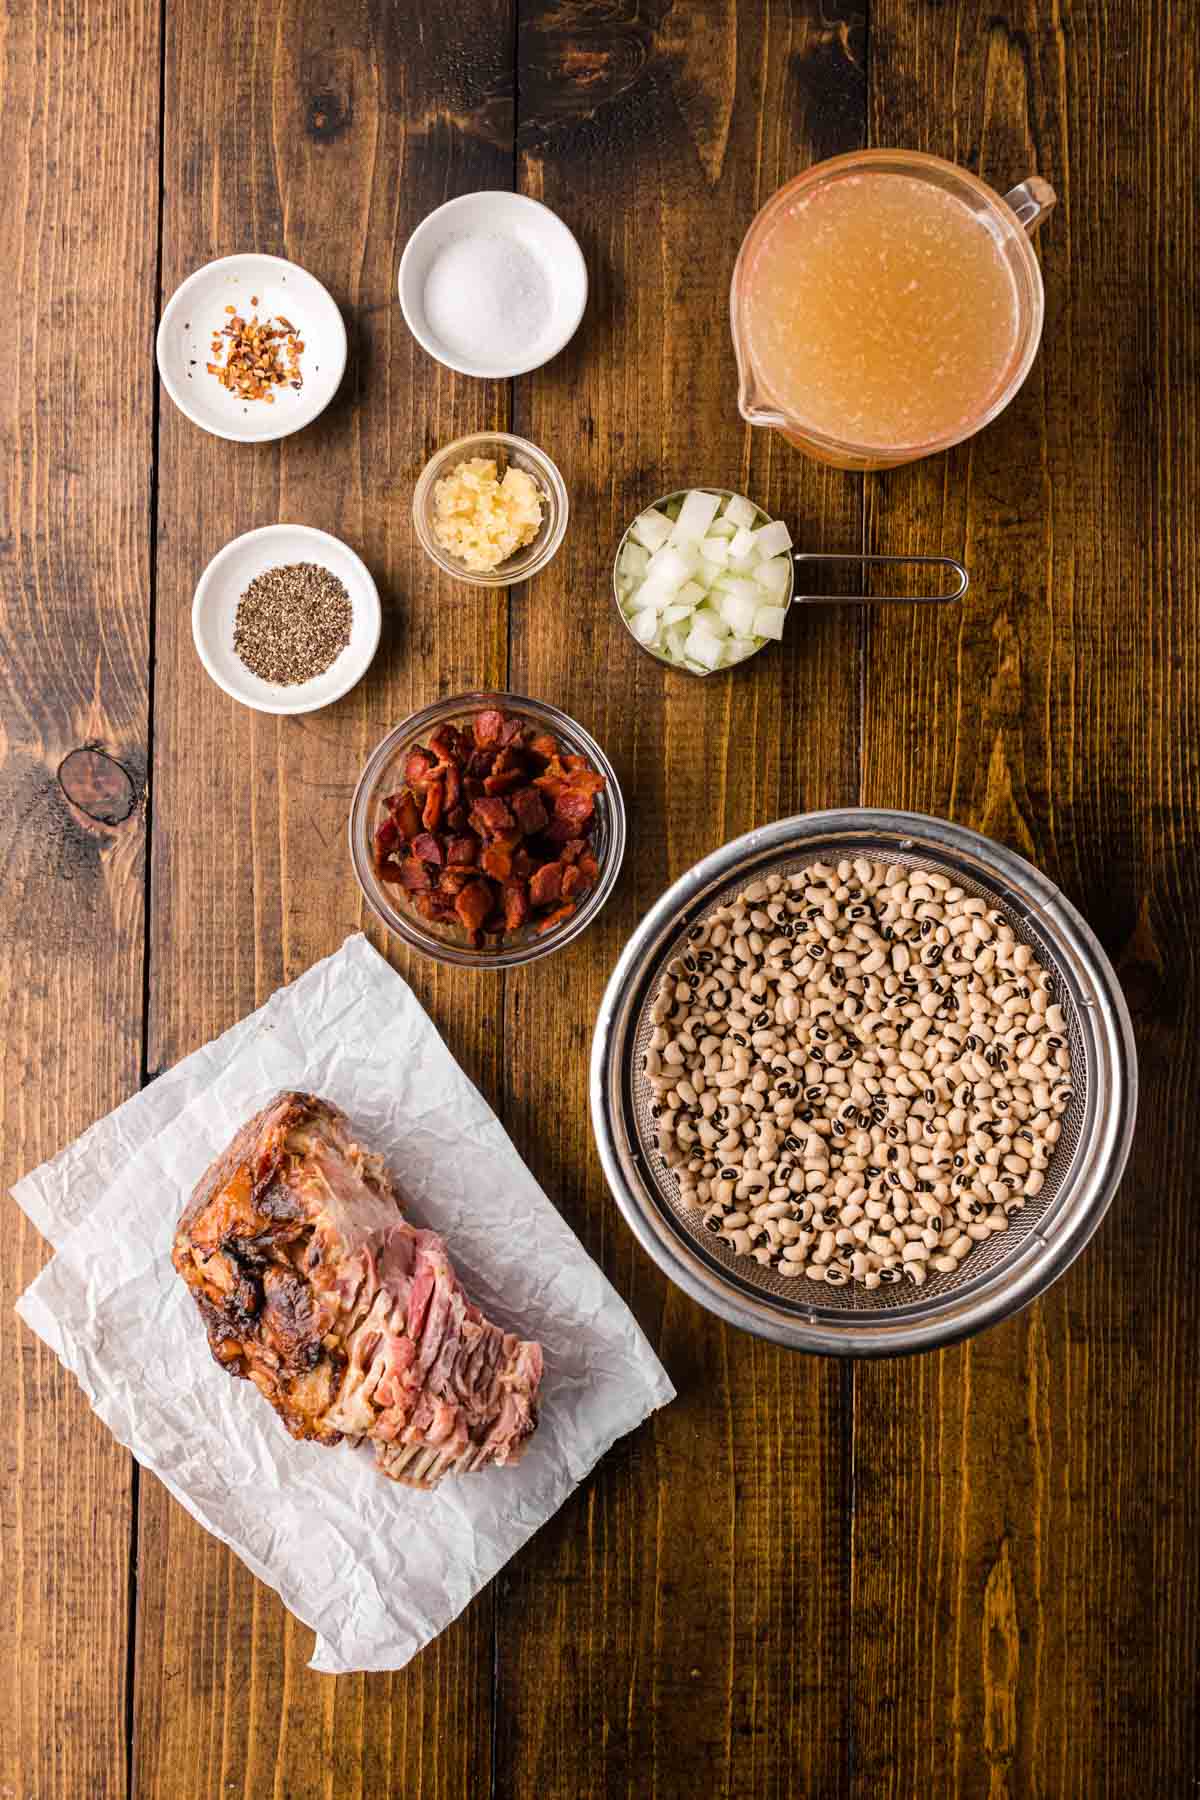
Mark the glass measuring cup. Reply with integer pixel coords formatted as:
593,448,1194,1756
730,150,1056,471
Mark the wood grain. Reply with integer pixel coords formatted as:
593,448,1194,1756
135,0,512,1792
493,5,866,1796
854,2,1200,1793
6,0,1199,1793
0,0,160,1792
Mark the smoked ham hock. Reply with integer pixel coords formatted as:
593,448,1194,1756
172,1092,543,1488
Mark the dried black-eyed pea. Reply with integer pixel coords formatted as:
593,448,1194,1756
650,863,1068,1288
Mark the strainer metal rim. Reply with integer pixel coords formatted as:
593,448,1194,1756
590,809,1138,1358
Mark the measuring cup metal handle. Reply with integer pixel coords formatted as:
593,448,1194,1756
791,552,969,607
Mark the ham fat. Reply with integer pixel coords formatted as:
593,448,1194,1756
172,1092,543,1488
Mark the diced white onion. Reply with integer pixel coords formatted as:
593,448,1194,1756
722,493,757,529
750,519,793,559
621,490,793,672
699,534,730,565
753,604,787,640
671,488,723,543
684,624,724,669
754,556,792,598
630,507,674,552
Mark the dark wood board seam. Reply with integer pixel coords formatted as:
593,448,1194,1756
127,0,171,1789
848,3,873,1792
491,5,522,1795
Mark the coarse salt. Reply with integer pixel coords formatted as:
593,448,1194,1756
422,233,551,365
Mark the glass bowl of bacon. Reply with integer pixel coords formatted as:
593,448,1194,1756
349,692,626,967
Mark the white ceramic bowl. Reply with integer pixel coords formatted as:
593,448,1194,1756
157,254,347,443
398,192,587,379
192,525,381,715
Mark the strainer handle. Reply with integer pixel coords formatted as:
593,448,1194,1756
791,552,969,606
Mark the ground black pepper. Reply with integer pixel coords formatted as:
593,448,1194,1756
233,562,352,685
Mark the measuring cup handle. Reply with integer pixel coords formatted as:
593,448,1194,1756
1003,176,1057,233
791,553,969,606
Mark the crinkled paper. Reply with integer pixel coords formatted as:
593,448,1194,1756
12,933,674,1673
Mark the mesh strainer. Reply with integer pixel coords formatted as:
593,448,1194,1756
590,811,1137,1356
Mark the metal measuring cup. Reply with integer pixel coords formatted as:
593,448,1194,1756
612,487,968,677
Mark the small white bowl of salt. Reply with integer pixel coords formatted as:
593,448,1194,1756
398,192,587,380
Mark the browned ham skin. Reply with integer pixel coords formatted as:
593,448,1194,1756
172,1092,543,1489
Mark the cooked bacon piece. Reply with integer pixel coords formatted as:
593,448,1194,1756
481,835,518,882
503,881,530,931
422,778,443,831
411,832,444,866
483,768,524,796
469,796,514,838
454,879,493,937
376,708,606,946
511,787,549,835
554,787,595,830
473,708,505,747
535,902,576,933
532,757,569,796
172,1096,543,1492
529,862,563,908
397,858,432,893
387,790,422,841
419,887,458,920
429,722,467,762
446,834,478,867
567,768,605,798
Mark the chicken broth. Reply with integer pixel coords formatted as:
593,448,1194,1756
741,170,1021,452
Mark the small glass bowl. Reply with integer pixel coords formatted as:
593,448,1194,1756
611,487,795,678
349,691,625,969
412,433,569,588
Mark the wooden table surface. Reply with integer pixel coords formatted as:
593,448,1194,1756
3,0,1197,1794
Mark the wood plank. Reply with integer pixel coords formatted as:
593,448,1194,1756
0,0,160,1791
854,2,1200,1792
495,5,866,1795
136,0,513,1791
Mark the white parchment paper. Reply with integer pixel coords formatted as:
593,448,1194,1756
12,934,674,1674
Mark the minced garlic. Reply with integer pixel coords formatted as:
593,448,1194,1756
431,457,543,572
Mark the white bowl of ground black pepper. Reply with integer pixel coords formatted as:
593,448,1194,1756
191,524,381,715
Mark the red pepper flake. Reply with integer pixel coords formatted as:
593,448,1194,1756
206,307,304,401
